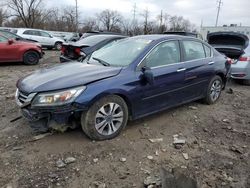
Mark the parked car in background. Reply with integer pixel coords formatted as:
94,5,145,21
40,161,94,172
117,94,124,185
16,35,230,140
64,33,81,42
207,32,250,85
60,34,126,63
0,34,43,65
80,31,124,40
16,28,64,50
0,29,37,43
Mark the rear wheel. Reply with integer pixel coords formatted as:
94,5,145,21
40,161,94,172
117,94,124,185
23,51,40,65
203,76,223,104
55,42,62,50
81,95,128,140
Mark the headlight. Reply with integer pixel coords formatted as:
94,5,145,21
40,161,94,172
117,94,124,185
32,86,86,107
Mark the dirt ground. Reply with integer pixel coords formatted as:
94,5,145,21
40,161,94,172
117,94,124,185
0,51,249,188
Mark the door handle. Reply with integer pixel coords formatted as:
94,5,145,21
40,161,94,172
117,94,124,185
177,68,186,72
208,61,215,65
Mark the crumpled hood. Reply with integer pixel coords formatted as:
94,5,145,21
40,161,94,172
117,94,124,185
17,62,122,94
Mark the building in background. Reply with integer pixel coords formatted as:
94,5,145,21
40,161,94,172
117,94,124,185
200,24,250,40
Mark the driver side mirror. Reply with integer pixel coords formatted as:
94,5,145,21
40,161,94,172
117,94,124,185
8,39,14,45
141,66,154,85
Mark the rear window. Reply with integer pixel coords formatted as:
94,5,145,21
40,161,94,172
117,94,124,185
0,30,17,39
23,30,40,36
0,35,8,42
182,41,206,61
76,35,115,46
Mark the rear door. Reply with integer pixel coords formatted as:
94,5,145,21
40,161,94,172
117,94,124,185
180,40,215,101
39,31,53,46
136,40,186,116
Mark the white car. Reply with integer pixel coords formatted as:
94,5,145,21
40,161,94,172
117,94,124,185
16,28,64,50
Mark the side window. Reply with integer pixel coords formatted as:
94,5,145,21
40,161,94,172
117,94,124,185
203,44,211,57
33,30,41,36
144,41,180,68
182,41,205,61
40,31,51,37
0,36,8,42
23,30,33,35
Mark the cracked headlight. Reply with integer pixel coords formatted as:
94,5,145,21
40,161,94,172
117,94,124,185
32,86,86,107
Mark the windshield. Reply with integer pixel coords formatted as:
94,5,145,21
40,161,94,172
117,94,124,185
85,38,152,67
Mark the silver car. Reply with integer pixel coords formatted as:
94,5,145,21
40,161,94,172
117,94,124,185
15,28,64,50
207,32,250,85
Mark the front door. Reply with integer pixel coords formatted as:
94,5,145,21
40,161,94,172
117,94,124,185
135,40,186,116
0,36,19,62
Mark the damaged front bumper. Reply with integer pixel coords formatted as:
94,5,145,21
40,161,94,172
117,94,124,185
20,104,87,133
16,89,87,133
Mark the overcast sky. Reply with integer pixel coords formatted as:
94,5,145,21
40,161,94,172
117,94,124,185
47,0,250,27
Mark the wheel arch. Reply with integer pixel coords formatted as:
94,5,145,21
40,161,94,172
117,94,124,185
86,90,133,119
215,72,227,89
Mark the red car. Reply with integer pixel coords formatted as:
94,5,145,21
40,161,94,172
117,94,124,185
0,34,43,65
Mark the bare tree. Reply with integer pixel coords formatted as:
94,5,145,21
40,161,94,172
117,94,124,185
81,17,98,32
7,0,43,28
97,9,123,31
141,8,149,34
0,8,8,26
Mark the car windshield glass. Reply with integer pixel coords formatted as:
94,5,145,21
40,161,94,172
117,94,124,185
85,38,152,67
76,35,113,46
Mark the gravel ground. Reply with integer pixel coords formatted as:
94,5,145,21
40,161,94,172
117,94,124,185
0,51,249,188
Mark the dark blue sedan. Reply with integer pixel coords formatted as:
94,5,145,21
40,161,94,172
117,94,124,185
16,35,231,140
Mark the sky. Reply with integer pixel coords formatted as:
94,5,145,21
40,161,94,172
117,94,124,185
46,0,250,27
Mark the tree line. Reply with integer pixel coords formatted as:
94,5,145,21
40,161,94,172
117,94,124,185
0,0,196,35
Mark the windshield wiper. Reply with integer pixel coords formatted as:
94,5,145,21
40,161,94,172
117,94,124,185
93,57,110,66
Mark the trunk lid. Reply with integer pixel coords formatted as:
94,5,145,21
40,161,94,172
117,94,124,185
207,32,249,59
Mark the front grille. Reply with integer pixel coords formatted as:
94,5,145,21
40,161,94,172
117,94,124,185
15,89,37,107
18,91,29,105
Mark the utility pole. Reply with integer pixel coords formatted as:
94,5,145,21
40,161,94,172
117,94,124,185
215,0,223,27
75,0,78,32
159,10,163,26
132,3,137,21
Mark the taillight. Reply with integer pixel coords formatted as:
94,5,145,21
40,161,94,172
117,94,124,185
75,48,81,56
61,46,66,54
239,56,250,61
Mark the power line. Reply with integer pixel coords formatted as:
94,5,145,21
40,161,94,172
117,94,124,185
215,0,223,27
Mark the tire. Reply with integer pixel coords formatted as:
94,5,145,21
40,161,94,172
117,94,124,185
54,42,62,50
81,95,128,140
23,51,40,65
203,76,223,104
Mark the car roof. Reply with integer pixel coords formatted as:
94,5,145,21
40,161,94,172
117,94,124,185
130,34,199,41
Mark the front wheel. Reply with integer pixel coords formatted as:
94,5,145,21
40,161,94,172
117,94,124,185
23,51,40,65
203,76,223,104
81,95,128,140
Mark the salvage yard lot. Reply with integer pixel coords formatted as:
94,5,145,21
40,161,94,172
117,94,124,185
0,51,250,188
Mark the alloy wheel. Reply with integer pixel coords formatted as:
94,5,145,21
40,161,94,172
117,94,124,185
210,80,222,102
95,103,124,136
